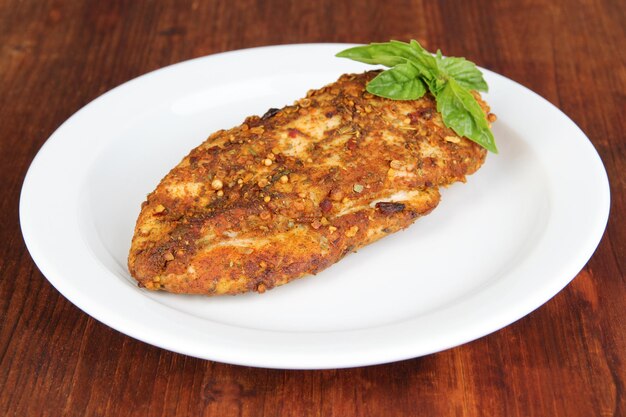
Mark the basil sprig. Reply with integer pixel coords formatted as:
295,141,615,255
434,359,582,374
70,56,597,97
336,41,497,153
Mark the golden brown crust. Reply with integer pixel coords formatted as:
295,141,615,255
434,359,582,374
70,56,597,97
128,71,491,295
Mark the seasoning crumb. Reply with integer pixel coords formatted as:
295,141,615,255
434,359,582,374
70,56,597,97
353,184,364,193
217,190,224,197
390,160,404,170
444,136,461,143
329,188,344,201
345,226,359,237
279,175,289,183
164,252,175,261
263,158,273,166
211,179,223,190
319,199,333,213
258,178,269,188
328,226,337,234
263,196,271,203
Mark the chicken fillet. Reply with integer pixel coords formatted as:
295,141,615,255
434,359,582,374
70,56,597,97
128,71,492,295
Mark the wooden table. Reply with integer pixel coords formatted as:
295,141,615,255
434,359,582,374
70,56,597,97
1,0,624,415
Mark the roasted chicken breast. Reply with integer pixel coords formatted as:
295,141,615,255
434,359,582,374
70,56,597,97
128,71,492,295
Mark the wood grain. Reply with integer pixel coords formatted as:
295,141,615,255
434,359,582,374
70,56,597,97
1,0,624,415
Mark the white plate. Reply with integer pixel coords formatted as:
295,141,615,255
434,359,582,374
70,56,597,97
20,44,610,369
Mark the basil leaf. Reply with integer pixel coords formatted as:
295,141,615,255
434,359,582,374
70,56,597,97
335,43,415,68
366,63,427,100
436,79,497,152
437,56,488,92
390,40,438,77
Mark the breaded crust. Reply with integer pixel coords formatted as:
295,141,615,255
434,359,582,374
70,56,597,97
128,71,491,295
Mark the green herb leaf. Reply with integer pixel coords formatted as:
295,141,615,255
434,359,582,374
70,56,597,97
436,56,488,92
366,63,427,100
391,40,438,76
436,79,497,153
336,40,496,152
335,43,414,68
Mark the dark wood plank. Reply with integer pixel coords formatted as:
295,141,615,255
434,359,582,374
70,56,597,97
0,0,624,416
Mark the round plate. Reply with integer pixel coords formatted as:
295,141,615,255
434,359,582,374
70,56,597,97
20,44,610,369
